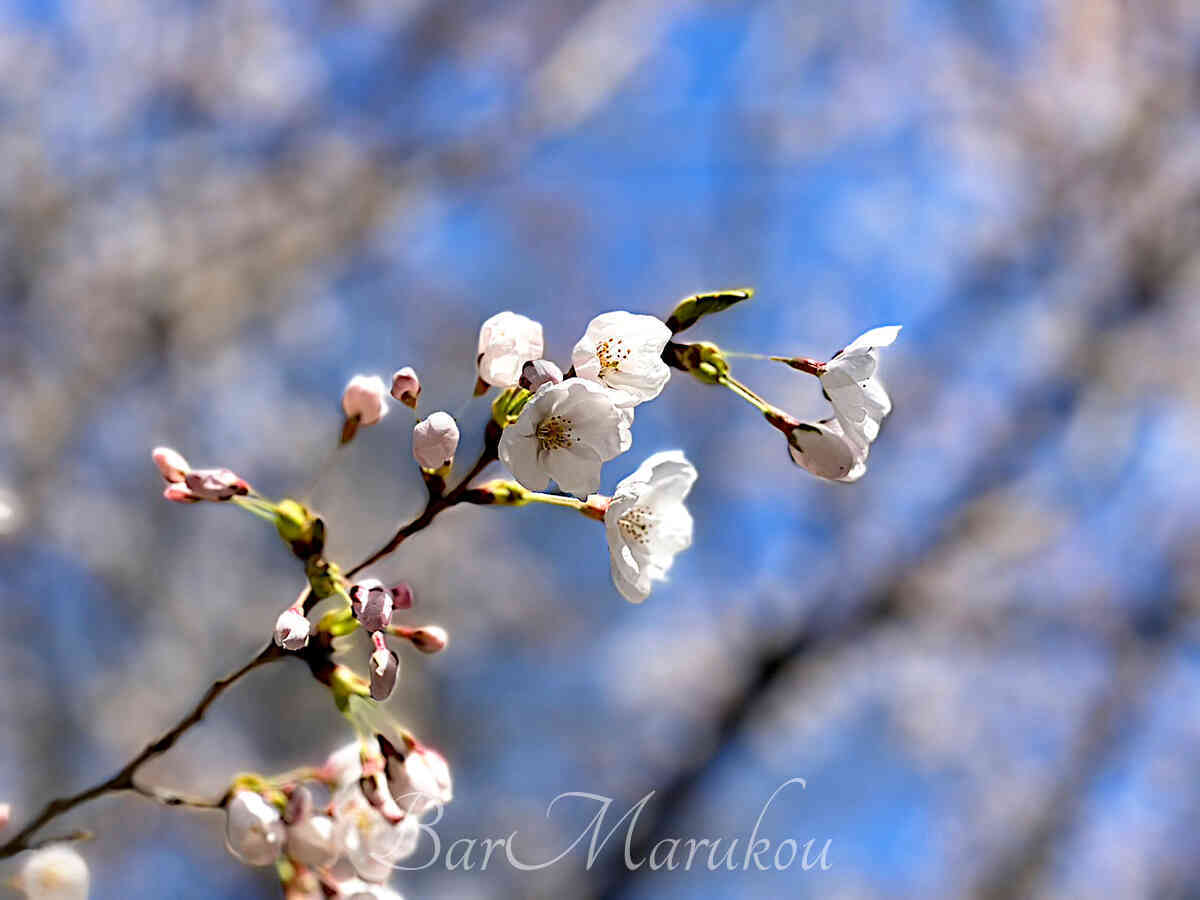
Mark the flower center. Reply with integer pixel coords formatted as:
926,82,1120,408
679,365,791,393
618,505,654,546
536,415,575,451
595,336,631,374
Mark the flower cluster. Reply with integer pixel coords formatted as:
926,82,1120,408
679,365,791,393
224,732,451,897
0,289,901,898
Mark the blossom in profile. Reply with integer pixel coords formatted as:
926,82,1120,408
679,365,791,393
332,786,420,882
342,375,389,426
378,736,452,817
476,311,544,388
785,416,868,482
225,791,285,866
16,844,89,900
602,451,696,603
819,325,901,445
498,378,633,498
572,311,672,407
152,446,190,484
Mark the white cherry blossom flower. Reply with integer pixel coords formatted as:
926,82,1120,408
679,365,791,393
820,325,901,445
603,450,697,603
378,738,452,818
225,791,286,866
498,378,633,498
17,844,89,900
785,416,868,482
333,787,420,882
571,311,672,407
476,311,544,388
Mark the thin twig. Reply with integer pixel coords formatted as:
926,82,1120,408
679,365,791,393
0,642,284,859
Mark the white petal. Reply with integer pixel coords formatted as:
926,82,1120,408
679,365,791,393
839,325,901,355
787,418,869,482
544,444,604,498
498,426,550,491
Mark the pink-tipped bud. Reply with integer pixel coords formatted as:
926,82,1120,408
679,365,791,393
519,359,564,393
152,446,190,483
184,468,250,501
349,579,394,633
393,625,448,654
412,412,460,470
274,607,311,651
283,785,314,825
369,640,400,702
163,483,200,503
390,582,414,611
341,375,389,427
390,367,421,409
0,803,9,830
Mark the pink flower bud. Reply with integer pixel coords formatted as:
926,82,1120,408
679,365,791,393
184,468,250,501
390,582,414,611
0,803,9,830
519,359,564,393
412,412,459,470
341,375,389,426
349,580,394,632
274,608,311,651
163,483,200,503
152,446,190,483
394,625,448,654
369,637,400,701
389,367,421,408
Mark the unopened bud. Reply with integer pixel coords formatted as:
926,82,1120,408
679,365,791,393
283,785,313,825
274,607,311,651
225,791,286,867
0,803,9,830
412,412,460,471
390,582,413,611
390,367,421,408
369,639,401,701
152,446,190,483
665,288,754,334
184,468,250,501
286,813,339,868
163,483,200,503
349,580,395,632
341,375,389,441
394,625,448,654
519,359,564,393
674,341,730,385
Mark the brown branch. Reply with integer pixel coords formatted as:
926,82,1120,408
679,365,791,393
0,641,284,859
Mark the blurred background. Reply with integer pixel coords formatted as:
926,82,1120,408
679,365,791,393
2,0,1200,897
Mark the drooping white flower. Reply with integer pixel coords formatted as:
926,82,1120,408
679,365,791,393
17,844,89,900
332,787,420,882
602,451,696,603
274,607,311,651
378,739,453,818
476,312,544,388
411,412,460,471
342,375,389,426
498,378,633,498
225,791,286,866
287,813,340,868
571,311,673,407
819,325,901,445
785,416,868,483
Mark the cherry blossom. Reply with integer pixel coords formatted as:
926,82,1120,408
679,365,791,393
498,378,633,498
16,844,89,900
820,325,901,445
411,412,460,471
571,311,672,407
603,451,697,603
225,791,286,866
342,375,389,426
476,311,544,388
785,416,869,482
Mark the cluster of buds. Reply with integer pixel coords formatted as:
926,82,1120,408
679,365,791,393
225,735,452,897
153,447,249,502
343,578,446,702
